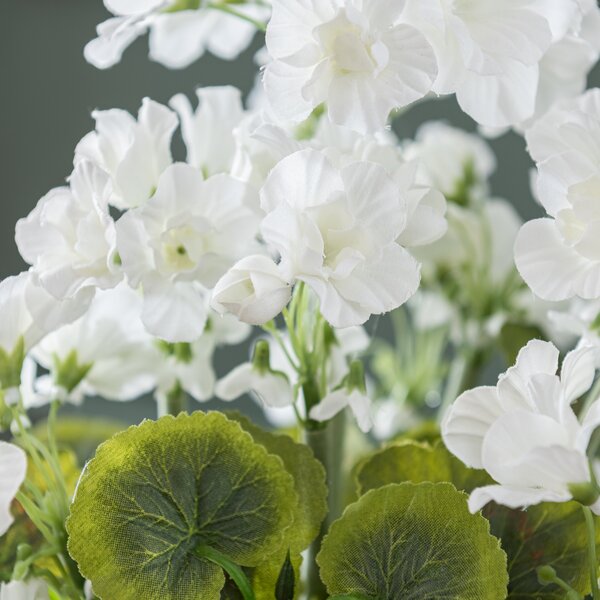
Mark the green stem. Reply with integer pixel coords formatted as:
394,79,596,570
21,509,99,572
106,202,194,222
207,2,267,31
194,546,255,600
161,382,188,417
583,505,600,600
305,414,347,600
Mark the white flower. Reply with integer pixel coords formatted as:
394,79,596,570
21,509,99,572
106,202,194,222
115,163,259,342
211,255,292,325
169,86,246,177
403,0,578,127
15,161,120,299
310,388,372,432
516,89,600,301
403,122,496,204
215,340,294,408
0,272,92,391
154,311,251,406
85,1,269,70
30,284,158,404
74,98,177,209
548,298,600,355
264,0,437,133
443,339,600,513
0,441,27,537
260,149,421,328
0,579,49,600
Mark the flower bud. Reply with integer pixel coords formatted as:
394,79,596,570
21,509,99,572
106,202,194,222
211,255,292,325
569,481,600,507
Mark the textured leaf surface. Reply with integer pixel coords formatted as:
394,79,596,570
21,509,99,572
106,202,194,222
355,441,492,496
231,415,327,600
67,412,297,600
318,482,508,600
484,501,600,599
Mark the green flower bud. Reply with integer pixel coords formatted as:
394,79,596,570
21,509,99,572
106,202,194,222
569,481,600,507
53,349,93,394
536,565,557,585
251,340,272,375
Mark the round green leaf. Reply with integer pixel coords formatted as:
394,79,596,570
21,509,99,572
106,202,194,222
318,482,508,599
484,501,600,599
67,411,298,600
230,414,326,600
355,441,492,496
231,413,327,551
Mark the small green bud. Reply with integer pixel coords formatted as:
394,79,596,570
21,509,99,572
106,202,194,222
0,337,25,390
11,560,30,581
53,349,93,394
569,481,600,507
16,544,33,562
251,340,272,375
156,341,193,364
344,360,367,394
536,565,557,585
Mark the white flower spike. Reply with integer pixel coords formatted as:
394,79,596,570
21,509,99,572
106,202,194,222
0,442,27,537
264,0,438,133
443,340,600,514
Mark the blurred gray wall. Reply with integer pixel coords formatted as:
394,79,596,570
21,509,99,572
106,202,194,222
1,0,599,423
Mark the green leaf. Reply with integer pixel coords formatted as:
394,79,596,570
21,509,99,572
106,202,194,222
355,440,492,496
231,413,327,550
66,411,298,600
275,551,295,600
484,501,600,599
317,482,508,600
230,414,327,600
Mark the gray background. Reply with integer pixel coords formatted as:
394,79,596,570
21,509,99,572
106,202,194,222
1,0,599,424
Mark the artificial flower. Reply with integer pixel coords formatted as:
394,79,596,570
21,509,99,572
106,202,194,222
403,0,578,127
516,89,600,301
309,360,372,432
403,122,496,206
0,441,27,537
74,98,177,209
15,161,120,299
259,149,422,327
30,284,158,405
215,340,294,408
443,339,600,513
264,0,438,133
169,86,246,177
211,255,292,325
154,310,251,409
0,272,92,393
115,163,259,341
85,0,269,70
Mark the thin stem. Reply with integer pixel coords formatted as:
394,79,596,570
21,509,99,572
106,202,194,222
194,546,255,600
583,505,600,600
207,2,267,31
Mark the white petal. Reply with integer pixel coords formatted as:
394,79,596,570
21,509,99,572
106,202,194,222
561,344,597,404
214,363,254,401
468,484,571,514
105,0,164,16
515,218,593,301
442,386,504,469
309,389,350,423
0,578,49,600
252,372,294,408
0,442,27,536
347,390,373,433
142,279,208,343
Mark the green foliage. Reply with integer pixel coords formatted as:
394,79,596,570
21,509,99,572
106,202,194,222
355,440,492,496
317,482,508,599
484,501,600,599
66,412,299,600
275,552,295,600
231,414,327,599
